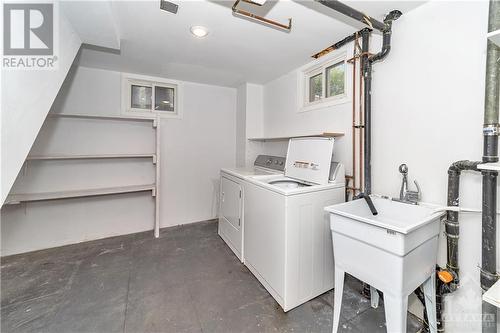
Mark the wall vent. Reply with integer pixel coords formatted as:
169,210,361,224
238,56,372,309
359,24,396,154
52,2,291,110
160,0,178,14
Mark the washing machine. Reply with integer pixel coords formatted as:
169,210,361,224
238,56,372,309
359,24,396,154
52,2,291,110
243,137,345,311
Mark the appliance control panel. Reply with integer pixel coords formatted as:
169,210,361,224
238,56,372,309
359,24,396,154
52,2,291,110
254,155,286,172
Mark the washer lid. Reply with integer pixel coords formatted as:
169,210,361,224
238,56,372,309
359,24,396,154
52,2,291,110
285,138,334,185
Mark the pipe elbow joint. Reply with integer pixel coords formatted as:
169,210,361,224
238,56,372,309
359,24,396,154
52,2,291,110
448,160,481,173
383,10,402,29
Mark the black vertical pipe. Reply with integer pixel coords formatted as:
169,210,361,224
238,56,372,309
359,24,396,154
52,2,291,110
361,29,372,195
481,1,500,332
481,170,498,333
363,61,372,195
362,10,401,195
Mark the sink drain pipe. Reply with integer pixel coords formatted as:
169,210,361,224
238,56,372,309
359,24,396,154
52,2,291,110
362,10,401,195
446,161,481,286
439,161,481,332
481,1,500,332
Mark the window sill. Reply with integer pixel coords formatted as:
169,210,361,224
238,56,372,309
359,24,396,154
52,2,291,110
122,110,182,119
299,95,349,113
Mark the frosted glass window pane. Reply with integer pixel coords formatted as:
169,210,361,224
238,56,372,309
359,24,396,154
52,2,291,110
155,86,175,112
131,85,152,110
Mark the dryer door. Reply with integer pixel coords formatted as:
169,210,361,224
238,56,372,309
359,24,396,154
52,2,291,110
221,176,242,229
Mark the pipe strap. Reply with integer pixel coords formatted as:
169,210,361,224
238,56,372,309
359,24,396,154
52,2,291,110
480,268,499,280
444,232,459,239
483,125,498,136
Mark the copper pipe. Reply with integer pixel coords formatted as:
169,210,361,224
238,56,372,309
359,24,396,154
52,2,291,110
347,52,374,63
232,0,292,31
347,187,362,192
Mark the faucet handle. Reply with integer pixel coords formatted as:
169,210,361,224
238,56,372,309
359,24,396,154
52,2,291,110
413,180,421,199
405,180,421,203
399,163,408,175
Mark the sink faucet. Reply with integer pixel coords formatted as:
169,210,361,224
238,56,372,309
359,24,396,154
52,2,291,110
394,164,421,205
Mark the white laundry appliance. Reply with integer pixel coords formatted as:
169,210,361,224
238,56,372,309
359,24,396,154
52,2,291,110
218,155,286,262
243,137,345,312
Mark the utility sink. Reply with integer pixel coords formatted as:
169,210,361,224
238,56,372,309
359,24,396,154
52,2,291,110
325,196,445,296
325,196,444,256
326,196,444,333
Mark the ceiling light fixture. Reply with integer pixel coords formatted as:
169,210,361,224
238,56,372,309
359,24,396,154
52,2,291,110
190,26,209,38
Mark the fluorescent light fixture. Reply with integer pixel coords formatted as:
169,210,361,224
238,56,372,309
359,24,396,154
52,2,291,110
190,26,209,38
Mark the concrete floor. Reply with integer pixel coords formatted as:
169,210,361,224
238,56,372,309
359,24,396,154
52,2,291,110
1,220,423,333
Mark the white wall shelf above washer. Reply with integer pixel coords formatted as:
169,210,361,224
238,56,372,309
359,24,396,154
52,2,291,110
488,29,500,48
26,153,157,163
483,279,500,309
247,132,344,142
5,184,156,205
477,163,500,171
48,113,157,127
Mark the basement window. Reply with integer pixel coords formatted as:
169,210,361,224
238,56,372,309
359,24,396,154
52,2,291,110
122,74,182,118
299,53,348,112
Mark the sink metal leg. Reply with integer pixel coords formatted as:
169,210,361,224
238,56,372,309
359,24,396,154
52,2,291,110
332,268,345,333
423,275,437,333
384,293,408,333
370,286,379,308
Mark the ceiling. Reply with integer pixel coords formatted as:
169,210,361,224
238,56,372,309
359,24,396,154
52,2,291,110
73,0,425,87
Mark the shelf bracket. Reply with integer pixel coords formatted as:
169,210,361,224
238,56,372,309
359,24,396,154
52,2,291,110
152,154,157,164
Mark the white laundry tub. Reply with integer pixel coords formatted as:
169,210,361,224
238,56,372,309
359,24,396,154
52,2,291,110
325,196,445,333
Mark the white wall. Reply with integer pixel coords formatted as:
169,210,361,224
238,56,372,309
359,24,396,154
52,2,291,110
1,8,82,205
260,1,495,330
1,66,236,255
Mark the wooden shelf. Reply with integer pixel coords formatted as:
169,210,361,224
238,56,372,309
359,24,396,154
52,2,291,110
247,132,344,142
477,163,500,171
483,279,500,309
26,153,157,163
5,184,156,205
488,29,500,48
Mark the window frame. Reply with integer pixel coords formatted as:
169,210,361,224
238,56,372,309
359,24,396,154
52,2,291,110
122,73,183,119
298,51,349,113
